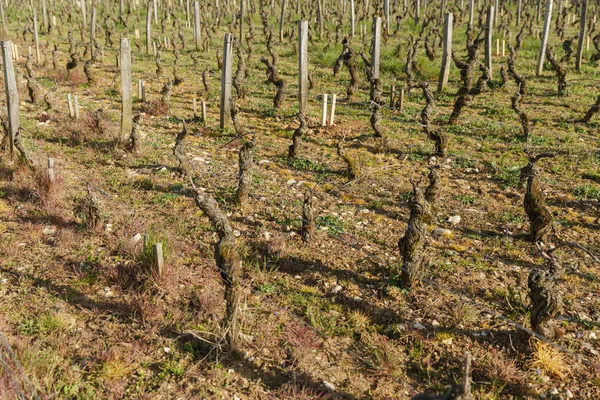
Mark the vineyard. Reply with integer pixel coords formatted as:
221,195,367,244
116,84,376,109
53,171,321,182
0,0,599,398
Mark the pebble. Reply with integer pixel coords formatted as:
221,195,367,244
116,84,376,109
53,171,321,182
322,381,336,392
105,223,113,233
233,230,241,237
442,338,453,345
431,320,440,328
590,332,597,340
132,233,142,243
359,208,370,214
258,159,271,164
412,322,426,330
264,231,272,240
42,226,57,235
447,215,461,225
286,179,296,186
549,388,559,396
331,285,343,294
163,347,171,353
565,389,574,398
433,228,452,237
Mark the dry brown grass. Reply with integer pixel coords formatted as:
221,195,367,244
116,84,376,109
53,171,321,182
529,339,570,379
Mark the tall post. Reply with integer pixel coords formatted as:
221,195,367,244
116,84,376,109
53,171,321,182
146,2,152,54
298,20,308,115
279,0,286,42
468,0,474,27
350,0,355,37
42,0,48,33
493,0,498,26
316,0,324,39
576,0,587,71
384,0,389,34
371,17,381,100
219,33,233,129
153,0,158,24
2,41,17,155
437,12,453,93
415,0,420,24
81,0,87,27
90,7,96,59
239,0,245,42
194,1,200,49
186,0,190,24
120,38,133,141
0,0,6,35
537,0,553,76
485,6,494,79
33,9,40,65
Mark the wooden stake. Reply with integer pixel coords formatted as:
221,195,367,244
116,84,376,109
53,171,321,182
329,94,336,126
153,242,164,277
298,20,309,115
74,95,80,119
399,87,405,112
219,33,233,129
2,41,17,155
202,100,206,122
146,1,152,54
437,12,453,93
33,10,40,65
194,0,200,49
67,93,74,118
121,38,133,141
536,0,553,76
47,158,55,183
575,0,587,71
485,6,493,79
321,94,328,126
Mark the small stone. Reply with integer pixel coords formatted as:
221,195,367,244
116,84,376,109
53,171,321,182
293,275,301,279
105,223,113,233
42,226,57,235
322,381,335,392
131,233,142,242
549,388,559,396
258,159,271,164
590,332,597,340
331,285,343,294
412,322,426,330
442,338,453,345
431,320,440,328
233,230,241,237
329,310,341,317
433,228,452,237
264,231,272,240
227,368,235,374
247,356,255,362
163,347,171,353
286,179,296,186
359,208,369,214
447,215,461,225
565,389,574,398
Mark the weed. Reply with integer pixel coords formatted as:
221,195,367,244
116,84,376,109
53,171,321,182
159,360,186,378
573,184,600,200
454,194,478,205
19,317,40,336
316,214,346,234
530,339,569,378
